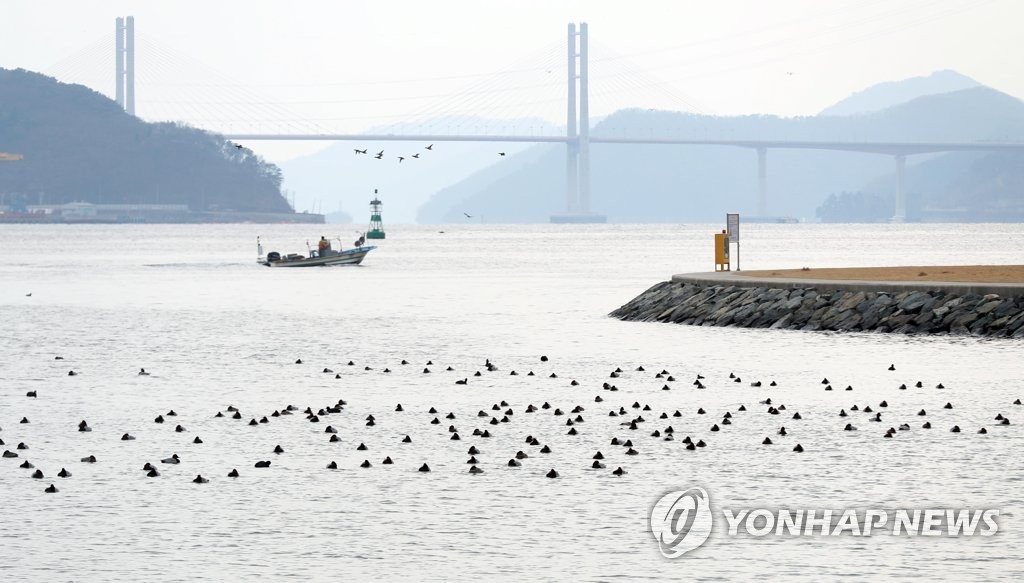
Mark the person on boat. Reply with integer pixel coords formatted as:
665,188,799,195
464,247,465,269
318,236,331,256
354,235,365,248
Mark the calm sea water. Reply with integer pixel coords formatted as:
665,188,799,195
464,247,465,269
1,223,1022,582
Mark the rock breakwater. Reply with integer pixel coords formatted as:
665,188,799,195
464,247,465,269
611,280,1024,337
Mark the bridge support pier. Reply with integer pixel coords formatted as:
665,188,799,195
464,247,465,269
756,147,767,217
893,154,906,223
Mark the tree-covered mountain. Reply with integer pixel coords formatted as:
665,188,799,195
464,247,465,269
820,149,1024,222
0,68,290,212
417,83,1024,223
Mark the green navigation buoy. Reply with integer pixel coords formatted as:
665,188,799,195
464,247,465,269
367,190,385,240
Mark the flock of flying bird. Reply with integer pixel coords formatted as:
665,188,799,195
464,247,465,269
3,355,1020,494
353,143,506,162
235,141,509,162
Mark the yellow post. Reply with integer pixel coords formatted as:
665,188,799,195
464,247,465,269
715,232,730,271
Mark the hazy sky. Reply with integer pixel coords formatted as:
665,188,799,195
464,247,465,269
2,0,1020,162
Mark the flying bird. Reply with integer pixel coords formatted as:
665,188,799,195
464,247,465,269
397,156,405,163
412,153,420,158
498,152,506,156
354,148,367,154
425,144,434,150
463,212,472,218
374,150,384,159
235,144,243,149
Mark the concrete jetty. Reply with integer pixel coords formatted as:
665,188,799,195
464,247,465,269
610,271,1024,337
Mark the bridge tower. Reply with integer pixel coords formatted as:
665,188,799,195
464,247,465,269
551,23,606,223
115,16,136,115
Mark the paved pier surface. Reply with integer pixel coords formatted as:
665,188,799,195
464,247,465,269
672,272,1024,297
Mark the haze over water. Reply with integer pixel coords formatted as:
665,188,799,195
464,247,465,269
1,223,1022,582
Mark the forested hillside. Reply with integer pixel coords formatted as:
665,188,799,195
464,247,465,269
0,68,290,212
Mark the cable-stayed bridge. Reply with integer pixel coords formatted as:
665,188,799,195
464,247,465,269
42,17,1024,222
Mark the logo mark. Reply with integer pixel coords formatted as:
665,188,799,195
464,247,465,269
650,487,713,558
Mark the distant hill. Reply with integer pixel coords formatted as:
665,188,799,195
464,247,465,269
418,82,1024,223
824,149,1024,222
0,68,291,213
819,70,980,116
324,209,353,224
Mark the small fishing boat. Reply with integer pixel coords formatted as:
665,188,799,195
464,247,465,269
257,236,376,267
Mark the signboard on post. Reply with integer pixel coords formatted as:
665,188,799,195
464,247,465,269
726,213,740,270
726,213,739,242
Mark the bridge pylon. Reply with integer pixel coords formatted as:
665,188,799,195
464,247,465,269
115,16,135,115
551,22,606,224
